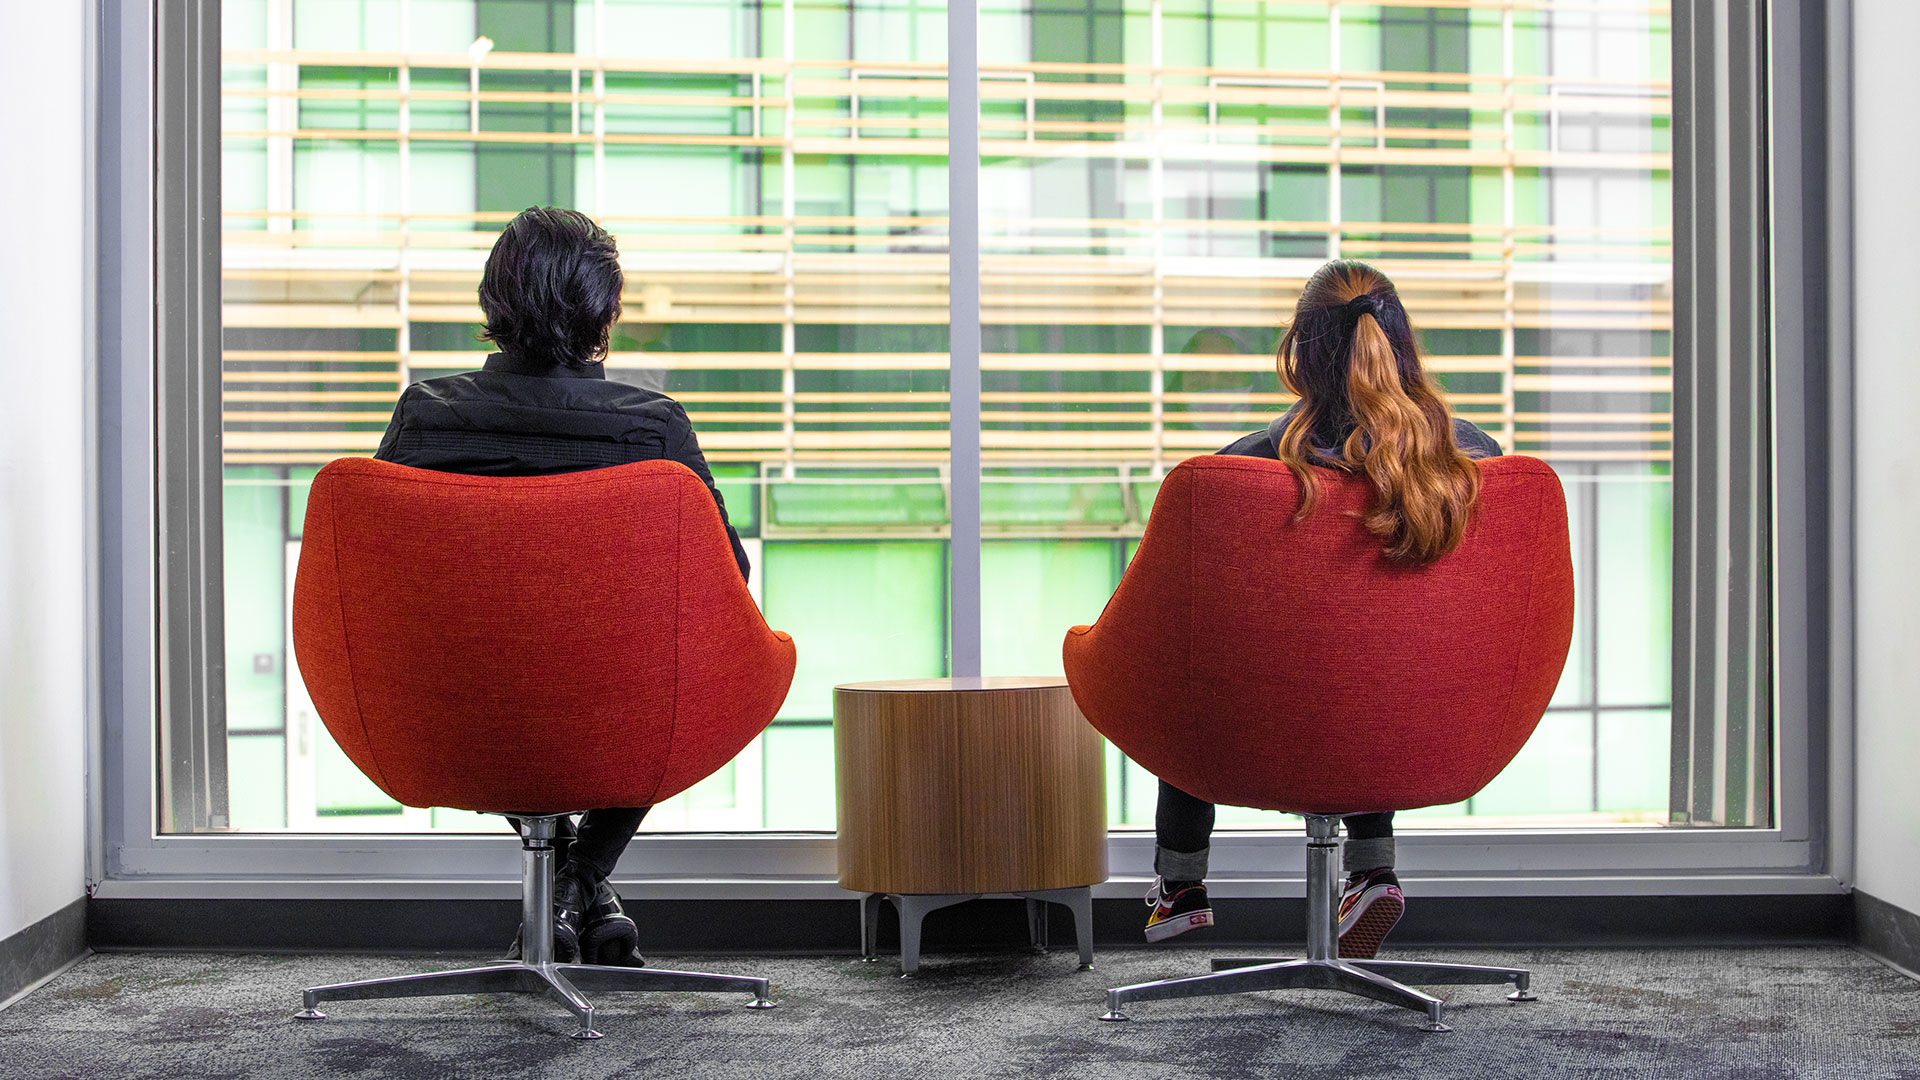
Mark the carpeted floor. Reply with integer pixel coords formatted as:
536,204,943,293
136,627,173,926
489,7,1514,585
1,946,1915,1079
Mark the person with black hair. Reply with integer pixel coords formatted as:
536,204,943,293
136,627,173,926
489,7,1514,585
374,206,750,968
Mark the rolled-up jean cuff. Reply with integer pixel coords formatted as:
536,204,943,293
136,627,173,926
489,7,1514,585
1155,845,1210,882
1343,837,1395,873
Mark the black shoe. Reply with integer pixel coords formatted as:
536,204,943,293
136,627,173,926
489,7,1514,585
500,925,524,962
551,867,590,963
580,878,642,967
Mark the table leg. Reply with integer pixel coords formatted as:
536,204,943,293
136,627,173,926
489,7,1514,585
859,892,883,962
888,893,978,976
1024,897,1048,953
1017,887,1095,970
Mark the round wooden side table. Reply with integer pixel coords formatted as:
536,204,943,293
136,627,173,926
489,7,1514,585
834,676,1109,974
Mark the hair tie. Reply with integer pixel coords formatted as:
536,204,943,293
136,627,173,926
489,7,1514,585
1343,294,1384,322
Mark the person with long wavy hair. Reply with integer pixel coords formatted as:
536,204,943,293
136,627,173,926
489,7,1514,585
1143,259,1503,957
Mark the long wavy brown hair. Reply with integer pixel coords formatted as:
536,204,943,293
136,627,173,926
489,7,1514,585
1275,260,1482,565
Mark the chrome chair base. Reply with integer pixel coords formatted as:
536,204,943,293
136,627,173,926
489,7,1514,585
293,815,775,1038
295,959,775,1039
1098,955,1533,1032
1097,814,1538,1032
860,886,1095,975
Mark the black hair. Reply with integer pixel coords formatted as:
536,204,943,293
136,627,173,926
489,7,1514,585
478,207,623,368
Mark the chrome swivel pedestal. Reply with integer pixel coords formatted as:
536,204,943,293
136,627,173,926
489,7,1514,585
293,815,776,1039
1097,814,1535,1032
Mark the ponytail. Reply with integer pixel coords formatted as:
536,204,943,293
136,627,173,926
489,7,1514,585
1273,263,1483,565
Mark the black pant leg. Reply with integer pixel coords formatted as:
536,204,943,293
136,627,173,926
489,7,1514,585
566,806,652,882
1345,812,1394,839
1155,779,1215,855
1342,811,1396,873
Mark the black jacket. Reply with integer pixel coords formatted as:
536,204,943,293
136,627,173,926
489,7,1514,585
374,352,751,581
1217,404,1504,462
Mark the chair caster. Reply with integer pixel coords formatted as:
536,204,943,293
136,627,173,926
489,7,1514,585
745,998,779,1010
293,1009,326,1021
1421,1020,1453,1033
1097,1010,1130,1022
1507,990,1538,1002
571,1028,604,1040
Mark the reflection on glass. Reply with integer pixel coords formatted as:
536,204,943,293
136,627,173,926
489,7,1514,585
975,0,1676,830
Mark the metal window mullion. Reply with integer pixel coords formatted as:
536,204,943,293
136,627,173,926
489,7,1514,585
154,0,227,834
1669,0,1703,824
1671,0,1772,828
1725,0,1768,829
947,0,982,678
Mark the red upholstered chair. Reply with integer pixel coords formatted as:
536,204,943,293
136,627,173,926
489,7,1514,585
1063,454,1573,1032
288,457,796,1039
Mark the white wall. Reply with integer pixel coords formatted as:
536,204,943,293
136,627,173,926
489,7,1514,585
1852,0,1920,917
0,2,89,940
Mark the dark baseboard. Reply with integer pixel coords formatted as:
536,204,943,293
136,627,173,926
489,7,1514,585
1853,890,1920,977
89,892,1852,955
0,898,88,1006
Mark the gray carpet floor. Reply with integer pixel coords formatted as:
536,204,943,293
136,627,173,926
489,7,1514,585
1,946,1915,1079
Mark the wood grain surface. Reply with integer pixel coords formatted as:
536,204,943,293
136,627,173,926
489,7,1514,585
835,679,1108,894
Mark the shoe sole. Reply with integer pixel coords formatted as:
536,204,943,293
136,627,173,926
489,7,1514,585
1145,909,1215,943
1338,888,1403,960
582,914,640,966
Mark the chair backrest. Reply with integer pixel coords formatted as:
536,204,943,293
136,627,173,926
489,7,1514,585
291,457,795,814
1062,454,1573,814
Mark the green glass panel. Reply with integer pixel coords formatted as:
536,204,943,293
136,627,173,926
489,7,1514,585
223,468,285,733
1470,713,1595,817
764,541,946,720
316,731,401,815
710,464,759,534
767,473,946,527
1597,470,1673,706
1104,743,1130,827
430,806,511,832
1397,800,1470,821
1132,481,1163,524
1121,758,1158,826
1553,472,1594,708
763,725,838,830
983,478,1126,525
288,467,319,540
226,734,286,830
1598,709,1672,817
982,541,1120,676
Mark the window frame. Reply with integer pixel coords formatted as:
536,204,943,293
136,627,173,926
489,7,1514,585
90,0,1856,902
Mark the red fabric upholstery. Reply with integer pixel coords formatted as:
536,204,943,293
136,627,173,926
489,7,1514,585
291,457,796,814
1062,455,1573,815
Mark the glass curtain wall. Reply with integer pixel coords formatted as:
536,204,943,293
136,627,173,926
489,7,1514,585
983,0,1674,822
212,0,1678,834
976,0,1674,830
218,0,950,833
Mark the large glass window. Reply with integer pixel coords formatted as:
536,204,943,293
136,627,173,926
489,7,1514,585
218,0,952,832
206,0,1702,837
974,0,1675,831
